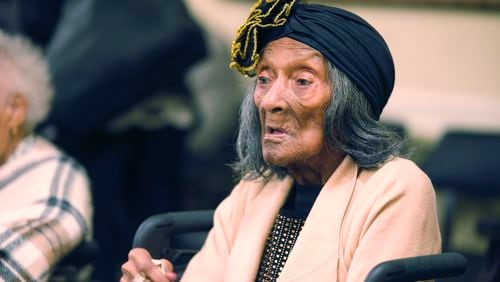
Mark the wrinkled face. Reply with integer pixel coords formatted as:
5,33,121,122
254,37,332,170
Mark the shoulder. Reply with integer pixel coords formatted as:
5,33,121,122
33,136,87,173
26,136,91,189
356,157,435,203
377,157,431,184
1,136,86,179
20,136,91,191
361,157,431,186
33,136,70,159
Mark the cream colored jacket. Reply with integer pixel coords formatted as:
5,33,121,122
182,156,441,281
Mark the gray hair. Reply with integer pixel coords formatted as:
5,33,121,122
0,30,53,132
232,62,404,180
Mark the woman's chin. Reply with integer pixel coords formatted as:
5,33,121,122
263,154,289,168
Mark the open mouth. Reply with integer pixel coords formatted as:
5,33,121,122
266,126,286,135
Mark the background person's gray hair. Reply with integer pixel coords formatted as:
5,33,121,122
232,62,404,181
0,30,53,132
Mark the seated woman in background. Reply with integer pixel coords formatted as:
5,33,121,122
0,30,93,281
122,1,441,281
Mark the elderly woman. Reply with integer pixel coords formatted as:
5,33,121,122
0,30,93,280
121,1,441,281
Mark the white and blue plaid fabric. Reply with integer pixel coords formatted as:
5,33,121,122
0,136,92,282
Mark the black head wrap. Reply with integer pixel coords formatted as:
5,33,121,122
230,0,395,119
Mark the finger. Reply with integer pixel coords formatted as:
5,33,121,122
122,248,151,279
165,272,177,281
159,259,177,281
130,249,168,282
137,263,168,282
129,248,153,262
121,260,139,280
159,259,174,272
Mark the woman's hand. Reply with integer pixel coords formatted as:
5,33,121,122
121,248,177,282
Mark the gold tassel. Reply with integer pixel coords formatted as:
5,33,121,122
230,0,297,76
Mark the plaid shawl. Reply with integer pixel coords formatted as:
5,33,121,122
0,135,92,282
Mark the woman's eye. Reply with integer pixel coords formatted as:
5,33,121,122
296,78,312,86
257,76,269,85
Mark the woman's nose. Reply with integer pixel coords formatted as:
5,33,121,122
259,79,288,114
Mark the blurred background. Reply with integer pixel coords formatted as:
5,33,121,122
1,0,499,280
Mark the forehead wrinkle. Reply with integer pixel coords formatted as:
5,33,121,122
259,49,325,76
260,37,324,66
262,41,322,60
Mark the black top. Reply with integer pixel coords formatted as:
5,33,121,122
282,183,322,217
256,183,322,281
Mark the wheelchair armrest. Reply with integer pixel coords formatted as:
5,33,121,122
132,210,214,258
364,252,467,282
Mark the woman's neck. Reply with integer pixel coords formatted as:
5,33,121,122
287,150,346,185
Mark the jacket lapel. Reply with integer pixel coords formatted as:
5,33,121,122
278,156,358,281
224,175,294,282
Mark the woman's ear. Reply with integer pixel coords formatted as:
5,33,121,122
7,93,27,130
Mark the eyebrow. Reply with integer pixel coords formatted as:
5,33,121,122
257,52,325,74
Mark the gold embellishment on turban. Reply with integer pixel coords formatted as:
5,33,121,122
230,0,297,76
